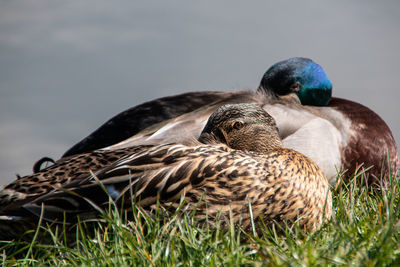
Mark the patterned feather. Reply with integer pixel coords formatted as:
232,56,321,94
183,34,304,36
50,58,396,185
23,144,332,231
0,104,332,241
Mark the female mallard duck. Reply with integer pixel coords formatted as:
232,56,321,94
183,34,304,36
0,104,332,241
54,57,397,185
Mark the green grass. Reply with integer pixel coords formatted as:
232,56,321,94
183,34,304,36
1,169,400,266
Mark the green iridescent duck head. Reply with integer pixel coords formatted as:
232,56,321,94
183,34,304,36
258,57,332,106
198,103,282,153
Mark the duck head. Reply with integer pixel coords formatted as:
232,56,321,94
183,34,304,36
258,57,332,106
198,103,283,153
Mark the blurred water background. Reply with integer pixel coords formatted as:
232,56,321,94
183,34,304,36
1,0,399,184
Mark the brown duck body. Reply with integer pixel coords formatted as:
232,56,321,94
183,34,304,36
0,104,332,241
0,144,331,237
0,146,147,209
327,97,398,183
94,92,398,185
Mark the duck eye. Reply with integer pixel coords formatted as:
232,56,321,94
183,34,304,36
233,121,244,129
290,81,302,93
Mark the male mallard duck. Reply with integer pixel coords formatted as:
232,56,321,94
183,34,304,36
0,104,332,241
60,58,332,157
54,57,397,185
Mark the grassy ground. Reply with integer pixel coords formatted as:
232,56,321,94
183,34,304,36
1,169,400,266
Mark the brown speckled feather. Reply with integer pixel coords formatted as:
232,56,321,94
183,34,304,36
0,104,332,241
0,146,149,209
20,143,331,231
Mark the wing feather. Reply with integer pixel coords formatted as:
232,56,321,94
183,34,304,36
21,144,242,221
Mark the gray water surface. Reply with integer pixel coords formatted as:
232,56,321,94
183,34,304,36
1,0,399,184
